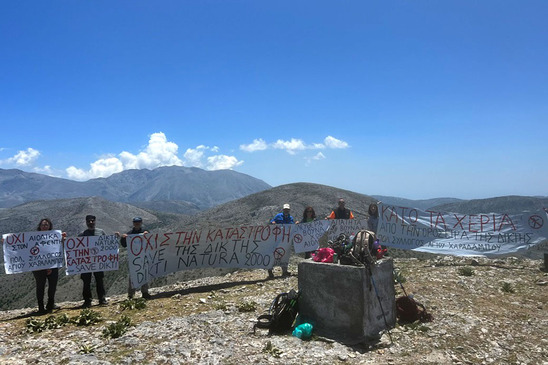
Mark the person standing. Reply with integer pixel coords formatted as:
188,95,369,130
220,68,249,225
326,198,355,220
367,203,380,233
268,203,294,278
79,215,108,308
298,206,317,259
33,218,65,313
120,217,151,299
271,203,295,225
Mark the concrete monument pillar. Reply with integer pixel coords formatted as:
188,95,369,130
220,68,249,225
298,258,396,344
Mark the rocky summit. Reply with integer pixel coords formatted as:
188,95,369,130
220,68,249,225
0,256,546,364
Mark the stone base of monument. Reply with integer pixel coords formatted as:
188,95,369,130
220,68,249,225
297,258,396,345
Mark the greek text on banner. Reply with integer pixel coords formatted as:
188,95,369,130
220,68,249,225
377,204,548,256
2,230,64,274
64,235,119,275
126,225,292,289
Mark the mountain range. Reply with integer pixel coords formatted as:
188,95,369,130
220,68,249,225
0,167,271,213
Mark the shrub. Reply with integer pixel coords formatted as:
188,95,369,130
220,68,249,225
120,298,147,311
501,282,515,293
237,301,256,312
103,315,132,339
393,269,407,284
26,318,46,333
457,267,474,277
214,302,228,311
79,344,96,354
44,315,61,329
26,313,78,333
72,309,102,326
262,341,282,358
55,313,71,327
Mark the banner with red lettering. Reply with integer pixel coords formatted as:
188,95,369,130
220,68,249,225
64,235,119,274
126,225,292,289
292,220,331,253
377,204,548,256
2,230,64,274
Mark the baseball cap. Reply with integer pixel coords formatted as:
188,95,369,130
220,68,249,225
283,204,290,210
133,217,143,223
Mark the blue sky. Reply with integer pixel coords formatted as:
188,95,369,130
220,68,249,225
1,1,547,200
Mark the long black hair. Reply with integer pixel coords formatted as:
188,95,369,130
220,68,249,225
37,218,53,231
368,203,379,218
301,206,317,222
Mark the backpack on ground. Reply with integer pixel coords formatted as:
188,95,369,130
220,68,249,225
254,289,299,335
395,295,433,323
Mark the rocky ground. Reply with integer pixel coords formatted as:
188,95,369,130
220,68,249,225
0,256,546,365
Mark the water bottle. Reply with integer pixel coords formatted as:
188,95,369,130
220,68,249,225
292,323,313,340
332,253,338,264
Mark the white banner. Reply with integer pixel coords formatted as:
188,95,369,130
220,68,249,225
127,225,292,289
64,235,119,274
292,220,331,253
326,219,368,242
2,230,64,274
377,204,548,256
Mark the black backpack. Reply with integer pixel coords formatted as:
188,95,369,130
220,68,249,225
254,289,299,335
396,295,433,324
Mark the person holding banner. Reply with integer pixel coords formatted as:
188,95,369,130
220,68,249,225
367,203,379,233
78,215,109,308
120,217,151,299
270,203,295,225
33,218,65,314
298,206,317,259
326,198,354,220
268,203,293,278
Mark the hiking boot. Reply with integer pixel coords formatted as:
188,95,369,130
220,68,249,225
81,301,92,309
268,270,275,279
46,304,60,312
99,298,108,306
142,293,152,300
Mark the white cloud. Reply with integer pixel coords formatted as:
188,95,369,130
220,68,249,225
119,132,183,170
66,132,183,180
240,138,268,152
66,166,90,181
33,165,55,175
1,148,41,166
65,133,244,180
183,146,206,168
324,135,349,149
304,152,326,165
67,156,124,180
207,155,244,170
240,136,349,155
185,145,242,170
272,138,307,154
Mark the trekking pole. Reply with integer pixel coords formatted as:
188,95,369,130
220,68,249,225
366,261,393,344
393,268,409,297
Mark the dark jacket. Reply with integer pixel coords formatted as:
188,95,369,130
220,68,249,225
120,227,146,248
332,208,353,219
79,228,106,237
